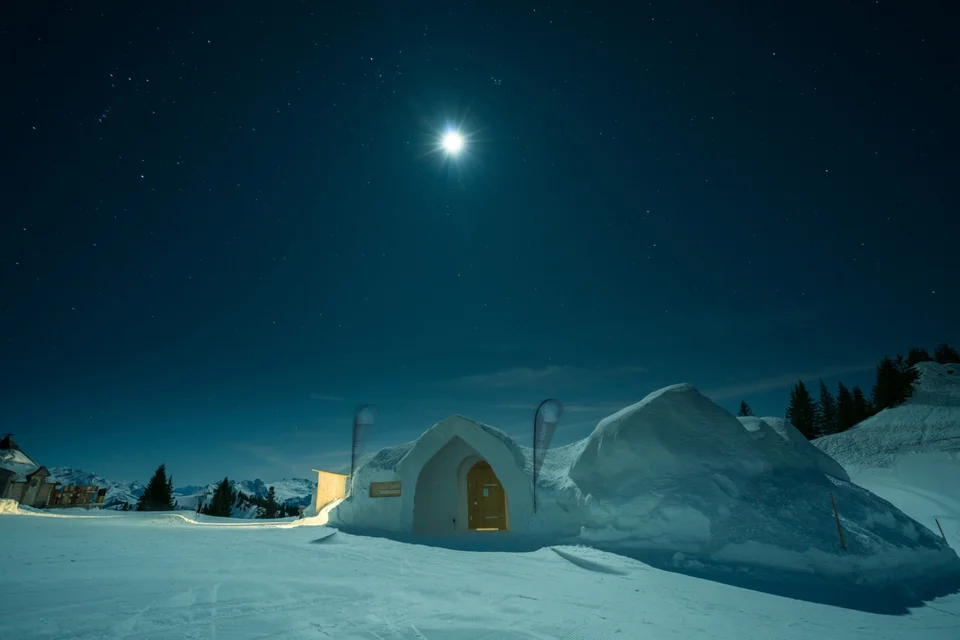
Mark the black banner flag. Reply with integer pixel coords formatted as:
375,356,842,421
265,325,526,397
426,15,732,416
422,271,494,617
533,398,563,513
349,404,379,497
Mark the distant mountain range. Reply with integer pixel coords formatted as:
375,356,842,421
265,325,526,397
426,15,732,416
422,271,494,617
174,477,316,518
48,467,315,516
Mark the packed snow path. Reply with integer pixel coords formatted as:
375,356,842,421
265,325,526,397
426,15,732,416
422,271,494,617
1,510,958,639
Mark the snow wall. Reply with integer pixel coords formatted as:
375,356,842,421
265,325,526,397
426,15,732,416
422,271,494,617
328,383,960,587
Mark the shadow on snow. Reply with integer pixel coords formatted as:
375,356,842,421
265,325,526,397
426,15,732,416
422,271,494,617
325,525,960,616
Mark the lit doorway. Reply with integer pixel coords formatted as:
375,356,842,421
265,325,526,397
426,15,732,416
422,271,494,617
466,460,507,530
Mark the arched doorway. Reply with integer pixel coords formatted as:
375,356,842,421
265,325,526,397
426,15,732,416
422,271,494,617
398,416,531,535
466,460,507,530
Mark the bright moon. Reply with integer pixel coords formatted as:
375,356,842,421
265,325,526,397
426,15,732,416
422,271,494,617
441,131,464,155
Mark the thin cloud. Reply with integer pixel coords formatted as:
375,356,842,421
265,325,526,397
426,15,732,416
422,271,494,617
456,365,566,388
309,393,346,402
702,364,874,401
494,402,628,414
453,365,646,390
227,442,309,478
228,442,352,478
501,417,603,445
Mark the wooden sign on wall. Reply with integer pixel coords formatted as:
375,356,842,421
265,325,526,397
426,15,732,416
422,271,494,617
369,481,401,498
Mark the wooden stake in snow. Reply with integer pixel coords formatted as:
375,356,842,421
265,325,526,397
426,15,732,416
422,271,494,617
830,492,847,550
935,518,947,543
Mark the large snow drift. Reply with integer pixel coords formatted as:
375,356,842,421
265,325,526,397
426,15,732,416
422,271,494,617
563,384,956,584
329,381,959,587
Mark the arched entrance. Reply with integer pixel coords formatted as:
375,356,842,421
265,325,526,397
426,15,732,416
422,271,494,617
397,415,531,535
466,460,507,531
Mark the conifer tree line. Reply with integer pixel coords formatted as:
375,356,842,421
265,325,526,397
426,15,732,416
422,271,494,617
772,342,958,441
131,465,302,518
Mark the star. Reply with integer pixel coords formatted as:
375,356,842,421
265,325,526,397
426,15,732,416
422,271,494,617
441,131,464,155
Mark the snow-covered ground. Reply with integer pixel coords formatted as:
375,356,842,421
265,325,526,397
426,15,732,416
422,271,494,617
0,505,958,640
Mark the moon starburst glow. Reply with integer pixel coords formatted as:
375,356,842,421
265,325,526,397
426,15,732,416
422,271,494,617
441,131,464,155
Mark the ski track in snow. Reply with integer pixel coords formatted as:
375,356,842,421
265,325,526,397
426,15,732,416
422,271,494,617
1,511,959,639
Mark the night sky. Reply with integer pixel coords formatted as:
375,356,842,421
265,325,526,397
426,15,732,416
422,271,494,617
3,2,955,485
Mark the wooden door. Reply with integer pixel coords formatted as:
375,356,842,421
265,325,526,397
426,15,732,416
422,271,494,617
467,461,507,530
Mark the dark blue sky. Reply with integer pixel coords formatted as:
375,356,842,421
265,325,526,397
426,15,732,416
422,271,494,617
2,1,955,485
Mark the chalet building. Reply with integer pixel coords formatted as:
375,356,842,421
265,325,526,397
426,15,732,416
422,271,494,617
0,434,105,508
0,434,58,507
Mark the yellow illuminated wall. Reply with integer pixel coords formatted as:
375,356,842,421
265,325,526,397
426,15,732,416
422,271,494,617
313,469,348,512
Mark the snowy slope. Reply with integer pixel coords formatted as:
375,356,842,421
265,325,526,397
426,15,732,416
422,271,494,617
0,509,958,639
813,361,960,540
815,362,960,469
48,467,144,509
333,383,959,587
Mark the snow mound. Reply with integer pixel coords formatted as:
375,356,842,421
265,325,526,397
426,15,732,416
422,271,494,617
756,415,809,444
738,416,850,481
0,498,22,515
571,384,771,491
565,384,957,584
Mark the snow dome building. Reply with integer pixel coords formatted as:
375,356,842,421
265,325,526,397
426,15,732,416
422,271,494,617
328,415,532,535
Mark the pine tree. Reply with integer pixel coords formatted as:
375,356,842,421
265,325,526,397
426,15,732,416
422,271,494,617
202,478,235,518
256,486,280,519
816,379,838,437
786,380,819,440
136,464,177,511
737,401,754,417
851,386,871,424
871,356,896,411
934,343,960,365
906,347,933,367
267,487,279,518
835,382,855,432
872,355,919,411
